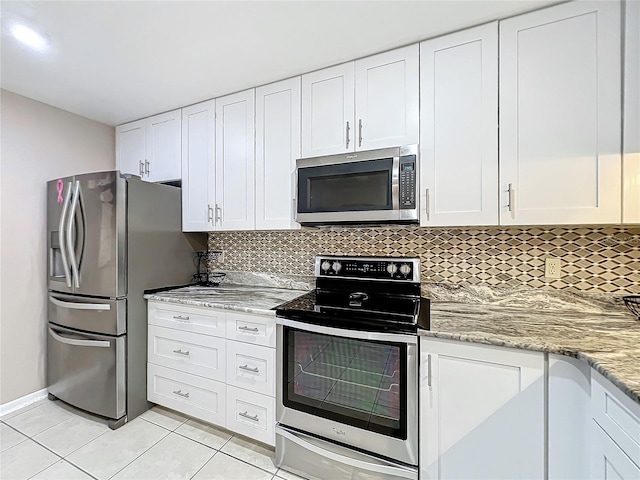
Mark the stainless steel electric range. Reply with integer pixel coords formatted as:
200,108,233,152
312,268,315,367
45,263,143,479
275,256,429,480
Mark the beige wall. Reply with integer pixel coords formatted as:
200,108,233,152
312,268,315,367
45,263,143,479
0,90,115,404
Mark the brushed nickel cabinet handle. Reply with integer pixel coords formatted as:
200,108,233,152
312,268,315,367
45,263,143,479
172,315,190,321
172,349,190,356
358,119,363,147
345,121,350,149
425,188,431,221
508,183,515,219
207,204,214,224
427,354,432,388
238,325,259,333
139,161,144,177
144,160,150,175
172,389,190,398
239,364,260,373
239,411,259,422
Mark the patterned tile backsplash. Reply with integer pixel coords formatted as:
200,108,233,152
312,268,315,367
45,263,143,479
208,226,640,294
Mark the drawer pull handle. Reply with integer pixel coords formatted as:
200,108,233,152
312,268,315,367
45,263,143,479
173,315,190,321
172,389,190,398
173,349,190,356
239,364,260,373
238,325,259,333
239,411,259,422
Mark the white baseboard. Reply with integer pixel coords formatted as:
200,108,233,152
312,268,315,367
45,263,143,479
0,388,48,417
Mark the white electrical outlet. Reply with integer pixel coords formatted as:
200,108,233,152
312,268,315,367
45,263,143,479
545,257,562,279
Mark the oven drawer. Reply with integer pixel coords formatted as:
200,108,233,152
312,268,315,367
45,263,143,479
226,340,275,397
148,325,226,382
148,301,226,338
147,363,226,427
276,425,418,480
226,385,275,446
226,312,275,347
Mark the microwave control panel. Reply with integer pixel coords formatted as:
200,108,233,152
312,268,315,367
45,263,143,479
399,155,416,209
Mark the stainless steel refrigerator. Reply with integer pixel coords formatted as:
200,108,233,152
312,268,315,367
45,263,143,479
46,171,194,429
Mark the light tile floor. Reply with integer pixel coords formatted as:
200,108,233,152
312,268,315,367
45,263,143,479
0,399,307,480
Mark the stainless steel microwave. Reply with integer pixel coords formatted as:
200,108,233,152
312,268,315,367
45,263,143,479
295,145,418,225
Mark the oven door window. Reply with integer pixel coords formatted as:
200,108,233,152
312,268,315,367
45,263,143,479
297,158,393,213
283,326,406,439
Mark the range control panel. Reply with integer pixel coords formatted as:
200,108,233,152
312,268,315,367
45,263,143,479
315,256,420,282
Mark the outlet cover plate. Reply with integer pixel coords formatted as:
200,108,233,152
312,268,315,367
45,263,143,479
545,257,562,279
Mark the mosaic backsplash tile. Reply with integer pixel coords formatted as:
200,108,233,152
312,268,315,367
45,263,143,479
208,226,640,294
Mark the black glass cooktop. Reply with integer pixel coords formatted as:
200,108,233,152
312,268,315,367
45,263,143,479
275,289,430,333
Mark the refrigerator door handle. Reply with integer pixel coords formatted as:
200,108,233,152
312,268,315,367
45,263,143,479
67,180,81,288
49,295,111,311
58,182,74,288
49,327,111,348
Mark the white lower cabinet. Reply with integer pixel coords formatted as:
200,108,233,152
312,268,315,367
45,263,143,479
147,301,276,446
419,337,545,480
591,370,640,477
147,363,226,427
226,385,275,446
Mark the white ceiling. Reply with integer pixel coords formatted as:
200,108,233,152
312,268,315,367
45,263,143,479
1,0,559,127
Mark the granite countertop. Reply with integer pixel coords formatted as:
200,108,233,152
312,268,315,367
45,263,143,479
144,277,640,405
143,284,308,316
423,302,640,404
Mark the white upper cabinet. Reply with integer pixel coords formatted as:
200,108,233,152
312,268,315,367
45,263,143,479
499,1,621,225
182,100,215,232
354,44,419,151
301,45,418,157
302,63,354,157
420,23,498,227
215,89,255,231
623,0,640,224
116,109,182,183
116,120,146,178
255,78,302,230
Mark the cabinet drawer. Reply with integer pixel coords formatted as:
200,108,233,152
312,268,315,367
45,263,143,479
148,301,226,338
592,370,640,466
226,385,275,446
226,340,275,396
147,363,226,427
226,312,275,347
148,325,226,382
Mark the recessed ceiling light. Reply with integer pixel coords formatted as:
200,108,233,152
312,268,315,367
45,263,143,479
11,23,48,51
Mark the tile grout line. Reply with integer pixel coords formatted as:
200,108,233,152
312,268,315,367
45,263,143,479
188,449,219,480
104,427,173,480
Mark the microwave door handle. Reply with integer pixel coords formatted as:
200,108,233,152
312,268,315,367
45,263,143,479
392,155,400,210
67,180,81,288
58,182,73,288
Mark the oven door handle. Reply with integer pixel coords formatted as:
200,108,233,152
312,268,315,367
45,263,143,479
276,426,417,479
276,318,417,345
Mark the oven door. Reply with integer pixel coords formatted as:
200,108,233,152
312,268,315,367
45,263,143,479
296,157,400,224
276,319,418,466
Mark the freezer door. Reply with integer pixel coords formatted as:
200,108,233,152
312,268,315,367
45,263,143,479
47,176,75,294
47,324,126,420
71,171,127,298
48,293,126,336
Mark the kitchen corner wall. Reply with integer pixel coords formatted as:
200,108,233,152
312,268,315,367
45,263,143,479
209,226,640,294
0,90,115,405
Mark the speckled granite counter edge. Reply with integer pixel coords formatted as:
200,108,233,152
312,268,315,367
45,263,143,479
144,294,278,316
419,329,640,405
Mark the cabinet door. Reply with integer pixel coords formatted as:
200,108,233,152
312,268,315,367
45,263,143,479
146,109,182,182
500,1,621,225
548,355,591,480
592,421,640,479
255,78,301,230
116,120,146,178
355,44,419,151
623,0,640,224
301,63,355,157
420,23,498,227
215,89,255,230
182,101,215,232
420,338,544,480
